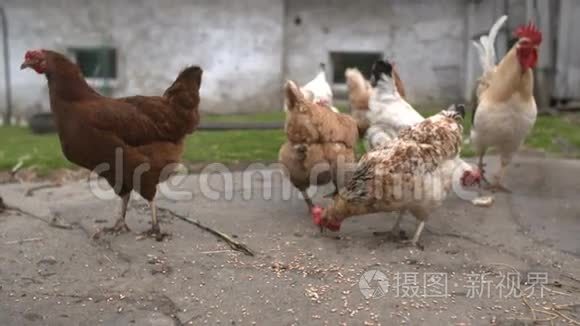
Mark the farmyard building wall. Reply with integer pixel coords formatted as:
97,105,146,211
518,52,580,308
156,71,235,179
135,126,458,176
1,0,285,117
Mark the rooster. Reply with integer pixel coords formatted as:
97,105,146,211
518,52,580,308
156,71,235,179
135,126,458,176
311,104,481,247
279,80,358,209
21,49,202,240
470,17,542,192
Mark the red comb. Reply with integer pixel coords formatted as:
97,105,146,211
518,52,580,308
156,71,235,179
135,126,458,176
311,206,341,231
25,50,43,60
514,22,542,45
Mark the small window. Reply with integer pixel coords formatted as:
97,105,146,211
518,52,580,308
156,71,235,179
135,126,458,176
69,47,117,79
330,51,382,84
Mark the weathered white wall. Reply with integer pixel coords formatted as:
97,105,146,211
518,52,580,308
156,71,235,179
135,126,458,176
0,0,285,117
284,0,468,105
555,0,580,99
3,0,572,118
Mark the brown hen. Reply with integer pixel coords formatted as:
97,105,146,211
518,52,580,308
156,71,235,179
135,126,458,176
21,49,202,240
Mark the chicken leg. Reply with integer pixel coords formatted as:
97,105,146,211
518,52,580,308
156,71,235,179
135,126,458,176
399,208,427,249
373,210,408,240
485,156,512,193
301,190,314,210
477,151,491,186
92,193,131,239
140,200,169,241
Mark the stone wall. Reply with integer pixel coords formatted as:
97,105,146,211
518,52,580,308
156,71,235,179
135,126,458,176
284,0,468,105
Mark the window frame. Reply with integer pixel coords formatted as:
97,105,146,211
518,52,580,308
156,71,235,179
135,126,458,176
67,46,119,89
329,51,383,85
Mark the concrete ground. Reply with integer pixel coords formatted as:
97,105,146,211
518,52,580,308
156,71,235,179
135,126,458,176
0,155,579,325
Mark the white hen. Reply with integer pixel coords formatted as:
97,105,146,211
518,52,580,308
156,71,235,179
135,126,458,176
299,63,339,113
365,60,423,150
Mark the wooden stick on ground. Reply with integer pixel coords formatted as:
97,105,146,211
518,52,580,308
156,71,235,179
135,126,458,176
549,302,580,325
2,202,73,230
158,207,255,256
4,237,44,245
26,183,62,197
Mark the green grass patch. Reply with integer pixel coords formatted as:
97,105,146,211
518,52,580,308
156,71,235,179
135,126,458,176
203,111,284,123
525,114,580,156
183,130,285,163
0,126,72,175
0,112,578,174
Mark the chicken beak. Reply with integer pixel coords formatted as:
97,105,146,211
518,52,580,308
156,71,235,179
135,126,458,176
20,61,29,70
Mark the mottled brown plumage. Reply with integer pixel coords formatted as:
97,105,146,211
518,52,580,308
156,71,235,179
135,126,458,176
21,49,202,239
340,111,464,206
284,81,358,148
313,105,481,246
279,81,358,209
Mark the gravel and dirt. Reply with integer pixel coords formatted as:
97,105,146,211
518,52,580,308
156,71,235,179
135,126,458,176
0,155,579,325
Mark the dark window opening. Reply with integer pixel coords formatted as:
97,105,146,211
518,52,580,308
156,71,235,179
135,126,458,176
330,51,382,84
69,47,117,79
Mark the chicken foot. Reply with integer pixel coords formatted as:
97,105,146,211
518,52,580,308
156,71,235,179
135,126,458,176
484,158,512,193
373,211,408,240
398,208,427,249
139,201,169,242
92,193,131,239
399,221,425,250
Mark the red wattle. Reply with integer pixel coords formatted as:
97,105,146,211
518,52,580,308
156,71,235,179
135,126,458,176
311,206,323,226
326,221,341,232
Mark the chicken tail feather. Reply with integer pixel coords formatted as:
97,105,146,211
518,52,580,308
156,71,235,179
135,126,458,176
473,15,508,73
163,66,203,133
163,66,203,110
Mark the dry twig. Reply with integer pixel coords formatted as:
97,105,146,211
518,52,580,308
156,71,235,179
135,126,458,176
25,183,62,197
158,206,255,256
4,237,44,245
200,250,237,254
550,305,580,325
3,202,72,230
491,263,572,324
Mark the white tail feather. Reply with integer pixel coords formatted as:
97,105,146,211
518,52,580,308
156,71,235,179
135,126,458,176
473,15,507,73
301,67,333,106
